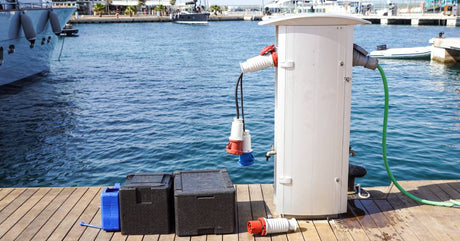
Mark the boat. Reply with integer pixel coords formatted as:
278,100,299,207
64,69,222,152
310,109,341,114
61,24,79,37
369,45,432,60
0,1,75,86
170,0,209,24
263,0,352,15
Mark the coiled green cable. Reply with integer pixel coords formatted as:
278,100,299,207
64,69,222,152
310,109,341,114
378,64,458,207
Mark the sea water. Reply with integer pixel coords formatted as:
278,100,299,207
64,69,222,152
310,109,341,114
0,21,458,187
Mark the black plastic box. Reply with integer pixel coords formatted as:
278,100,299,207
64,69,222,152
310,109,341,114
174,169,236,236
119,173,173,235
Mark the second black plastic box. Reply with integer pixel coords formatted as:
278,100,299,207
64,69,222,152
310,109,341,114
174,169,236,236
119,173,173,235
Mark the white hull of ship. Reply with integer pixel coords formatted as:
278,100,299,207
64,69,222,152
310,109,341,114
0,8,75,86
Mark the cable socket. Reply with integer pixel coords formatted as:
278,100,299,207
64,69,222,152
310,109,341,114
353,44,378,70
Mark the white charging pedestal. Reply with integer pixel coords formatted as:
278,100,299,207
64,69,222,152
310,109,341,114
260,15,370,217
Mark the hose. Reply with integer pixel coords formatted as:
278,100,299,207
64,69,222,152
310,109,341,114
378,64,458,207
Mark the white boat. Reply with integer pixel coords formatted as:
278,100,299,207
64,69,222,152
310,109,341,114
263,0,351,15
0,0,75,86
369,45,432,60
171,11,209,24
171,0,209,24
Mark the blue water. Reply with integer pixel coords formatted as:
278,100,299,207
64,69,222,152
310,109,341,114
0,21,459,187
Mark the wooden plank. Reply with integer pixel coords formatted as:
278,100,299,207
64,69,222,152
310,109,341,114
222,232,238,241
312,220,337,240
126,234,144,241
333,207,369,241
401,180,460,240
373,199,421,240
286,219,305,241
79,208,103,240
435,181,460,200
385,184,442,241
347,200,384,240
260,184,278,218
297,220,320,241
142,234,160,241
110,232,127,241
237,185,254,241
94,229,114,241
191,235,206,241
248,184,270,241
15,187,76,241
0,188,37,224
1,187,63,240
175,234,191,241
358,199,402,240
158,233,175,241
62,187,100,241
221,187,237,241
0,187,50,238
391,181,454,241
0,188,25,213
447,181,460,194
206,233,222,241
259,184,288,241
0,188,14,202
31,187,89,241
48,187,101,240
327,219,353,241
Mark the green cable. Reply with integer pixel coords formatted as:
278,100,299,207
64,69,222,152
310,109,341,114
377,64,456,207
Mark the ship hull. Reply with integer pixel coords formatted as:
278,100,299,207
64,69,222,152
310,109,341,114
0,8,75,86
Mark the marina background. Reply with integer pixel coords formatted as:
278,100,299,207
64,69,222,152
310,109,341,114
0,21,459,188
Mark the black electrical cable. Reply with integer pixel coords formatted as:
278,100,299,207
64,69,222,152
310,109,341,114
235,73,243,119
240,73,245,131
234,72,246,131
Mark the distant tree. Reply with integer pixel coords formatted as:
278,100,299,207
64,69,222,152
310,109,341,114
170,0,176,5
154,4,167,15
125,5,137,16
106,0,112,13
93,3,105,17
138,0,146,9
210,5,222,14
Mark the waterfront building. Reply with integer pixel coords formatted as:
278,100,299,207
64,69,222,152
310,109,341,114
53,0,105,15
112,0,171,15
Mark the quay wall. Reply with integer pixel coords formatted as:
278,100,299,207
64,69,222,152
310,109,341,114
68,14,260,24
68,13,459,26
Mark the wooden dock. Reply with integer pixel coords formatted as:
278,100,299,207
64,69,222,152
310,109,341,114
0,180,459,240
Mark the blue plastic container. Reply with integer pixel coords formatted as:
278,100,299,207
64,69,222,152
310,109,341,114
101,183,120,231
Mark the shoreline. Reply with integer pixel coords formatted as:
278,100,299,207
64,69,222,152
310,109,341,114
68,13,459,26
68,14,263,24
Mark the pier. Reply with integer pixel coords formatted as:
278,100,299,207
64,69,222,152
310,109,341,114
431,37,460,64
67,14,260,24
0,180,459,240
68,13,460,26
362,14,460,26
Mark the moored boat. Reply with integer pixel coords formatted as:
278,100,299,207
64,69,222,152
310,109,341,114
0,1,75,86
369,45,432,60
170,0,209,24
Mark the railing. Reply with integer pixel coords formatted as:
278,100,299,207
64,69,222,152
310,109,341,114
0,0,52,10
